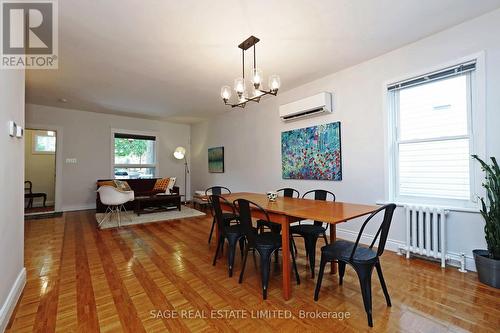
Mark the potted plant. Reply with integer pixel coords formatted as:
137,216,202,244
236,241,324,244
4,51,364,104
472,155,500,288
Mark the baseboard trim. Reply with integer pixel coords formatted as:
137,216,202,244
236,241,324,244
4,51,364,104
0,268,26,333
62,204,95,212
335,227,476,272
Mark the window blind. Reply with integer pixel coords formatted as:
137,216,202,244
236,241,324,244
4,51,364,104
114,133,156,141
388,60,476,92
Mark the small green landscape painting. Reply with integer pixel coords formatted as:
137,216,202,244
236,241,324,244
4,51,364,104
208,147,224,173
281,122,342,180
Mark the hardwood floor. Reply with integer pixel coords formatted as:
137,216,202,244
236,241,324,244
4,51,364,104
6,209,500,332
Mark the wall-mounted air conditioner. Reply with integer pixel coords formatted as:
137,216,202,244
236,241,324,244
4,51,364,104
279,92,333,121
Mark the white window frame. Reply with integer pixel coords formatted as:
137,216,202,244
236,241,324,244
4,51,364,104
110,128,159,179
32,131,56,154
385,53,486,210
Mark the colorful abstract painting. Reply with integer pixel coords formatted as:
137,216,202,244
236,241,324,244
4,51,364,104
281,122,342,180
208,147,224,173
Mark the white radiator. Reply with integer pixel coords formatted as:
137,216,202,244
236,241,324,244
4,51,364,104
404,205,448,267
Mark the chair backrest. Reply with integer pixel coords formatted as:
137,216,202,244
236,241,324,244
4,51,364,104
205,186,231,196
209,195,234,237
233,198,271,248
277,188,300,198
24,181,32,194
349,204,397,260
97,186,131,206
302,189,336,226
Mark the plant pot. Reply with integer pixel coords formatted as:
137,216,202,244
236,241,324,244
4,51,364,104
473,249,500,289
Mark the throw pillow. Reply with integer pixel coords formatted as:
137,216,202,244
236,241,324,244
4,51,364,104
153,178,170,192
97,180,115,188
167,177,176,192
113,180,132,191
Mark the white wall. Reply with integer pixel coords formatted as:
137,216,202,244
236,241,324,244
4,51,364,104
0,70,26,331
191,9,500,271
26,104,191,211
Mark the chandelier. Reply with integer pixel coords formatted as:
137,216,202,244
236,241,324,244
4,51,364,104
220,36,281,108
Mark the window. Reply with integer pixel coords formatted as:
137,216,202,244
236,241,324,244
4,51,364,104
112,131,157,179
388,61,476,205
33,130,56,154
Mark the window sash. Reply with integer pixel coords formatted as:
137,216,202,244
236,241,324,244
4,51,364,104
111,130,159,179
390,69,474,204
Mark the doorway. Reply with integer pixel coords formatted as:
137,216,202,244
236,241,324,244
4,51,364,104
24,129,57,215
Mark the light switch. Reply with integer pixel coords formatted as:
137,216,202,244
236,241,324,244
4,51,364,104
65,158,77,164
16,125,23,138
9,121,16,137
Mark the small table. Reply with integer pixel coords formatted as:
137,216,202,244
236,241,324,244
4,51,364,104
192,192,210,210
134,194,181,216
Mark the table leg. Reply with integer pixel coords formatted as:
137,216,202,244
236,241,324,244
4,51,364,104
281,217,291,300
330,224,337,274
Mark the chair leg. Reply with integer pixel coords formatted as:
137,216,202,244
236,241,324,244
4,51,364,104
120,205,132,222
227,238,238,277
322,233,329,245
355,264,374,327
117,206,122,228
238,246,249,284
304,235,319,279
259,249,273,300
98,206,113,228
208,217,216,244
212,236,224,266
338,261,346,285
314,255,328,301
290,242,300,285
375,262,391,307
238,238,245,259
291,236,298,255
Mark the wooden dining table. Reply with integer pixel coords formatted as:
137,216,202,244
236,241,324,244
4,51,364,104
219,192,379,301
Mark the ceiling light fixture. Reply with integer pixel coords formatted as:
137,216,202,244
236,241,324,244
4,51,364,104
220,36,280,108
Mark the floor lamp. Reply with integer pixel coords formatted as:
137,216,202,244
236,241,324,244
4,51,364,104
173,146,189,204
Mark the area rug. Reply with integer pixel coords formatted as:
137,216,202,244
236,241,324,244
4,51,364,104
96,206,206,229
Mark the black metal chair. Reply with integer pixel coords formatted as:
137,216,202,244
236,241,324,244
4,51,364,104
24,180,47,209
234,198,300,300
257,188,300,234
207,186,238,244
290,189,335,278
211,195,245,277
314,204,397,327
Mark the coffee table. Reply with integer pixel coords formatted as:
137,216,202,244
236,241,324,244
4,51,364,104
134,194,181,216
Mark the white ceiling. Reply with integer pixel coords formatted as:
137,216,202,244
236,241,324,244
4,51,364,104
26,0,500,123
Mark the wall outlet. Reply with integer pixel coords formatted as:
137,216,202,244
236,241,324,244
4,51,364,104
65,158,77,164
